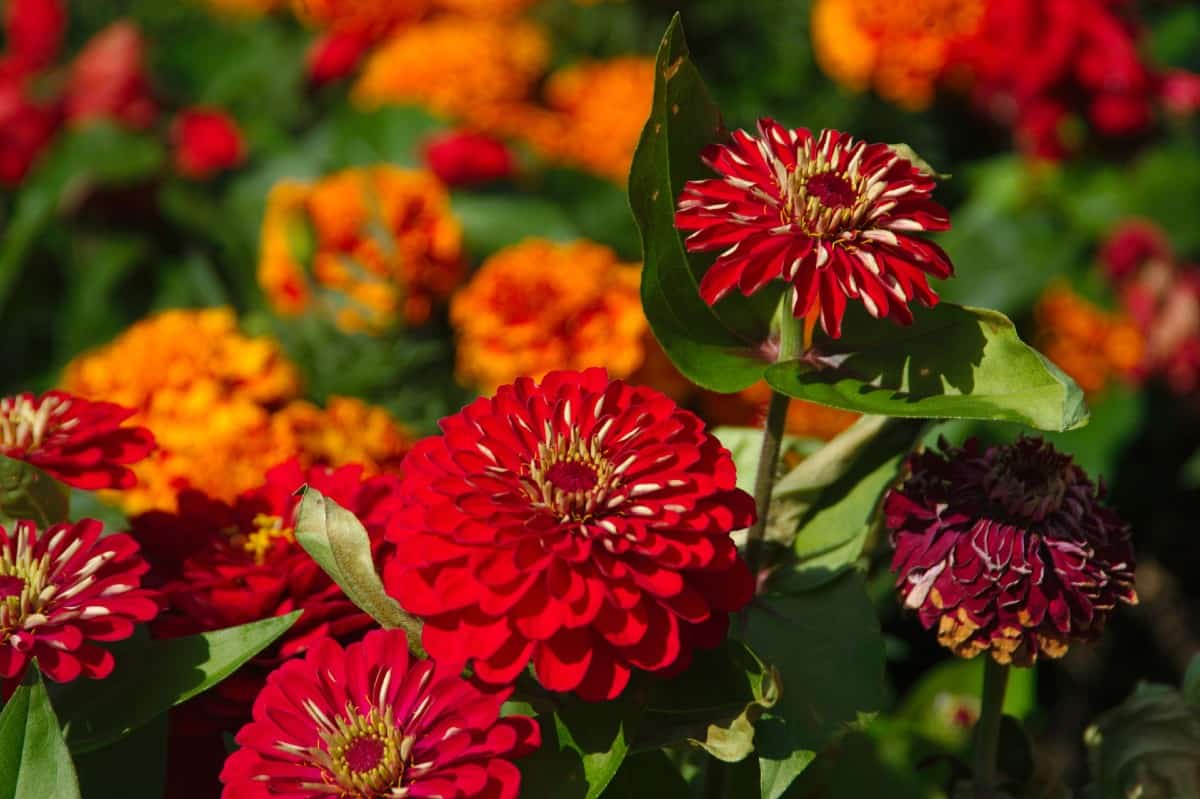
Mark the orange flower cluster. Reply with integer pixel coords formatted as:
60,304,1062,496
354,17,550,118
431,0,539,15
1034,283,1144,395
450,238,647,392
60,308,411,513
258,166,465,333
811,0,985,109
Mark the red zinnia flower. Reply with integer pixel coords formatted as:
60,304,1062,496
171,106,246,179
221,628,540,799
0,391,155,490
306,30,371,85
885,437,1137,665
1100,219,1172,283
5,0,65,73
675,120,953,339
132,459,403,702
0,519,158,689
384,368,755,701
423,129,515,187
64,21,157,130
0,74,58,186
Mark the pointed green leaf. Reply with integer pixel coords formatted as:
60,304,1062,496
630,14,777,392
58,612,300,753
0,671,81,799
0,457,70,529
293,486,424,653
765,303,1088,432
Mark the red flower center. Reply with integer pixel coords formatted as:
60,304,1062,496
545,461,599,493
805,172,857,209
344,736,386,773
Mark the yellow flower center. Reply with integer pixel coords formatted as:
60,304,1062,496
523,429,625,522
288,703,414,797
0,395,74,454
232,514,295,565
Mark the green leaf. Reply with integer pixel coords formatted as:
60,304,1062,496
713,426,822,498
604,751,691,798
450,193,580,261
765,303,1088,432
767,417,923,591
630,14,776,393
58,612,300,753
73,714,166,799
518,690,642,799
746,572,887,796
329,105,446,170
0,457,70,529
293,486,424,652
1085,682,1200,799
1184,655,1200,708
0,671,81,799
0,124,164,317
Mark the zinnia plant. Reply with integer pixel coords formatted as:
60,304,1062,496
383,368,755,700
0,518,158,689
220,628,540,798
675,119,953,339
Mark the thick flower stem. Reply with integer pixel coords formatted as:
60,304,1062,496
743,390,790,590
972,658,1010,798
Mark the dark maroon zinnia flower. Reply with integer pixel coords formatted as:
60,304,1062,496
0,391,155,490
885,436,1137,665
0,518,158,689
675,119,953,339
220,628,540,799
383,368,755,701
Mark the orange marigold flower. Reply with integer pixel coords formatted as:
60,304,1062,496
353,17,549,118
59,308,411,512
431,0,538,15
258,166,465,333
450,238,647,392
811,0,985,109
539,56,655,182
291,0,429,37
1035,283,1143,395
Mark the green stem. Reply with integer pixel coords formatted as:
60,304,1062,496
972,658,1010,798
742,390,790,591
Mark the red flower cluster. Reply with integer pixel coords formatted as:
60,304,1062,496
221,629,539,799
886,437,1137,665
946,0,1162,158
1101,220,1200,395
0,519,158,690
676,120,953,339
171,106,247,179
132,459,402,709
0,0,64,185
423,129,515,187
384,369,755,701
306,30,371,85
63,21,157,130
0,391,155,490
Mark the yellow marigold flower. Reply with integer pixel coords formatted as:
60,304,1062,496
540,56,655,182
259,166,466,333
450,238,647,392
1035,283,1144,396
811,0,984,109
60,308,412,512
292,0,429,36
353,18,549,118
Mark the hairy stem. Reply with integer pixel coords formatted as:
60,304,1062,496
972,658,1010,798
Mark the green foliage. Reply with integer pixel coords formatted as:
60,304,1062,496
519,692,639,799
0,457,70,529
0,671,81,799
56,612,301,753
73,714,167,799
293,487,424,652
630,15,779,393
765,304,1088,432
1085,659,1200,799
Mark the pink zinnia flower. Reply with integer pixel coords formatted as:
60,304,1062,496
384,368,755,701
0,391,155,490
675,119,953,339
0,519,158,689
885,437,1137,665
220,628,540,799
